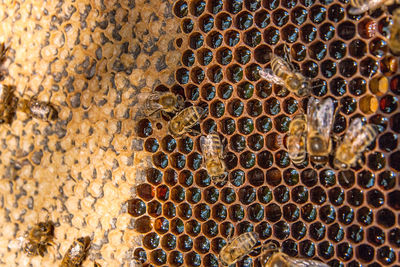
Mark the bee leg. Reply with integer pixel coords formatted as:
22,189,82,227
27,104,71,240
176,94,185,109
144,108,161,118
283,44,297,71
161,111,173,120
226,226,234,243
277,87,288,97
188,128,201,136
261,241,280,253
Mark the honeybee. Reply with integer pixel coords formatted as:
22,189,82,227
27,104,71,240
22,221,55,257
219,231,259,266
0,84,18,124
348,0,400,14
334,118,379,169
307,97,335,166
168,106,206,136
60,236,91,267
0,42,9,62
286,114,308,166
259,242,329,267
200,132,228,183
18,97,58,121
259,52,310,97
389,8,400,55
143,91,184,119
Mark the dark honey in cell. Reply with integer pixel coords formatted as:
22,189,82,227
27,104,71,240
264,27,280,44
177,202,192,220
230,204,245,222
377,246,396,265
292,221,307,240
309,222,326,241
207,31,223,49
248,203,264,222
388,228,400,247
377,171,395,190
292,186,308,204
186,187,201,204
225,30,240,46
203,220,219,238
236,11,253,30
376,208,395,228
135,216,153,233
291,7,307,25
319,205,336,224
248,134,264,151
212,203,227,221
216,12,232,30
282,25,299,43
134,248,147,263
301,24,317,43
388,190,400,210
337,205,354,225
299,240,316,257
185,220,201,237
216,48,232,65
310,186,327,205
318,241,334,260
337,242,353,261
255,10,270,28
194,236,210,254
328,223,344,242
274,221,290,239
266,167,281,186
151,249,167,265
283,203,300,222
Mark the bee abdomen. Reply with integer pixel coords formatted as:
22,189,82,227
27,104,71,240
237,232,258,250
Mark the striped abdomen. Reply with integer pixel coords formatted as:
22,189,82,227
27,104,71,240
219,232,258,265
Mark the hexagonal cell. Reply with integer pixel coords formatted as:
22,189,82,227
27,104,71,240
388,190,400,210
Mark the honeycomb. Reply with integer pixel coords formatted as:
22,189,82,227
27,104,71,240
0,0,399,267
0,0,181,266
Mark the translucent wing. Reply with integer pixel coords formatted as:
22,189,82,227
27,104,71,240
199,136,208,153
349,0,386,14
349,5,370,15
259,68,285,86
308,97,334,141
142,93,163,116
285,255,330,267
341,118,377,152
342,118,364,144
306,97,320,130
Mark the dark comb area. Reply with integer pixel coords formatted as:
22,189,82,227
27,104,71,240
130,0,400,266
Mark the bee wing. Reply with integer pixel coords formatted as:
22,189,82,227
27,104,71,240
307,97,334,141
349,5,370,15
343,118,363,143
8,236,25,250
341,118,377,151
285,255,330,267
142,93,164,116
259,68,285,86
199,136,208,153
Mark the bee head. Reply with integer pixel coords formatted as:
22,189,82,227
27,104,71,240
38,221,54,235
